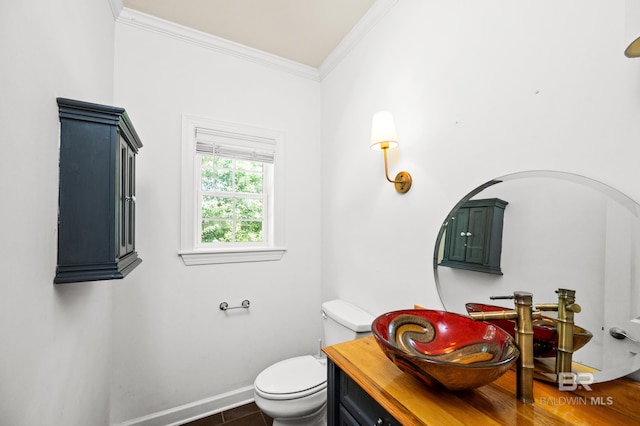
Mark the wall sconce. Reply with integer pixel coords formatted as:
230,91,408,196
370,111,412,193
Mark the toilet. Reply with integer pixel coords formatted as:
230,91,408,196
253,299,375,426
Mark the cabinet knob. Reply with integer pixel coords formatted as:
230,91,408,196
460,232,472,237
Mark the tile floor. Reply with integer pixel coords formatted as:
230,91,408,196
181,402,273,426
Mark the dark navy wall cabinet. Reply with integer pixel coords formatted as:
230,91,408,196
54,98,142,284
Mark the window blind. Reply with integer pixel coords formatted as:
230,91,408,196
195,126,275,164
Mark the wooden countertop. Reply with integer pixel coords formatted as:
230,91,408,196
323,335,640,425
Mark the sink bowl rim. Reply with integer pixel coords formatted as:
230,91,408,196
371,309,520,369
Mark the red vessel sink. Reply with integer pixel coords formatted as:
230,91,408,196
372,309,519,391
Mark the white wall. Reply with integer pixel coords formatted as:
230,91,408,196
111,15,322,424
321,0,640,317
0,0,117,425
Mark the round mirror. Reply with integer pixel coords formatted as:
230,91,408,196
434,171,640,382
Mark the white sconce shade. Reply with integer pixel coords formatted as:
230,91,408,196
370,111,399,150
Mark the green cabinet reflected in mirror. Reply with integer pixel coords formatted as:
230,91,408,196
440,198,508,275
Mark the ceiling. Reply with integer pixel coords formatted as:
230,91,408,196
122,0,377,68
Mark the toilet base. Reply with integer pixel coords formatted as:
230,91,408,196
270,402,326,426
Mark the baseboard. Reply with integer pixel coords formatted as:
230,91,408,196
114,385,255,426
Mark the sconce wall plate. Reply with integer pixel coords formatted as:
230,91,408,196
394,171,412,193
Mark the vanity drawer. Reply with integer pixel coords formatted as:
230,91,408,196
339,369,401,426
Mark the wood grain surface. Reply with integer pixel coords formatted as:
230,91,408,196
324,335,640,425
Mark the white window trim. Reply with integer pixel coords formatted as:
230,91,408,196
179,115,286,265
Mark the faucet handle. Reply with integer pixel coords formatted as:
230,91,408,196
565,303,581,313
490,295,515,300
469,310,518,321
535,303,558,311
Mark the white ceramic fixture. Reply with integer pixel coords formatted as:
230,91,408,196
253,300,374,425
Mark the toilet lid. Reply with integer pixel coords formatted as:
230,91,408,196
254,355,327,400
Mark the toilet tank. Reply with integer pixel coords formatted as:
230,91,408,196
321,299,375,346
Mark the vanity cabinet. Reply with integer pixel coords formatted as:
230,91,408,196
54,98,143,284
441,198,507,275
324,336,640,425
327,359,400,426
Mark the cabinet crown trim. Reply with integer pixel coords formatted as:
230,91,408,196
56,98,143,152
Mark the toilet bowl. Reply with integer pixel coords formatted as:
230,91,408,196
253,355,327,426
253,300,375,426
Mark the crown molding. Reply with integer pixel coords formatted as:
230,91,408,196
319,0,399,80
108,0,123,20
114,1,398,83
116,8,320,81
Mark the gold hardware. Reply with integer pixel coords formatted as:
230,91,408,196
535,288,581,375
382,147,412,193
626,36,640,57
513,291,536,404
371,112,413,193
469,291,539,404
470,288,583,404
554,288,580,375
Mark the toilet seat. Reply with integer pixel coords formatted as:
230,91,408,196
254,355,327,400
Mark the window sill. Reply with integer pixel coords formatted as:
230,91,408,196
178,247,286,265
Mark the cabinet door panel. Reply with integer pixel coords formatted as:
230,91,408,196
340,369,400,425
448,208,470,262
126,146,136,254
338,405,360,426
465,207,489,264
119,140,128,257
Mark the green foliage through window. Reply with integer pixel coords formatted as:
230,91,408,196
199,155,266,244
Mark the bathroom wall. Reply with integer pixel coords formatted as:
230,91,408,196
321,0,640,316
111,13,322,424
0,0,117,425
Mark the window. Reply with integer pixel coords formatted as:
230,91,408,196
180,115,285,265
197,142,271,247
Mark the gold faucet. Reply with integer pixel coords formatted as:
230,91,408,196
536,288,581,377
468,291,540,404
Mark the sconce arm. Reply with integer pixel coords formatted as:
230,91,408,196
382,148,397,183
381,147,412,193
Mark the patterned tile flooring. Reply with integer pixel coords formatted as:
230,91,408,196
181,402,273,426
